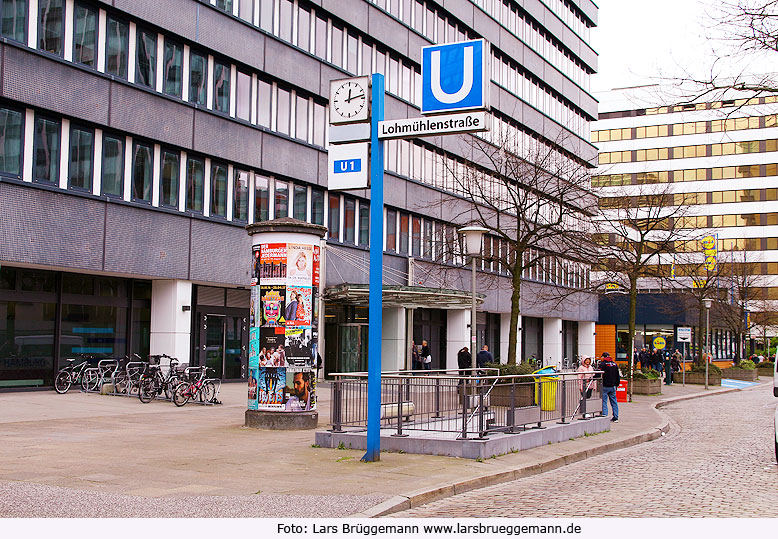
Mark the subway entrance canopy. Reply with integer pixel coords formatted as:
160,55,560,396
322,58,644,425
323,284,484,309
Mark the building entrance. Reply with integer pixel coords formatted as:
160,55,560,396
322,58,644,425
196,310,247,380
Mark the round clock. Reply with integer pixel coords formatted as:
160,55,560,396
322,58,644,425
332,80,367,120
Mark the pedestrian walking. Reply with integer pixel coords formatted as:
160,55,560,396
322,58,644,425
421,340,432,371
599,352,620,422
577,356,595,417
457,346,471,383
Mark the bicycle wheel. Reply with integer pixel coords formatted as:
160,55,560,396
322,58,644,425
81,370,98,391
138,376,156,403
173,383,191,407
201,381,217,403
113,372,128,394
164,376,179,401
54,371,72,394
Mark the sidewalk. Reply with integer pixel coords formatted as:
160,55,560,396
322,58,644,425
0,379,755,517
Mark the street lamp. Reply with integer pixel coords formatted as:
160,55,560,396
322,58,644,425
458,226,488,370
703,298,713,390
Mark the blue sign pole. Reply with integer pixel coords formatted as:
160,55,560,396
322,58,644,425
363,73,384,463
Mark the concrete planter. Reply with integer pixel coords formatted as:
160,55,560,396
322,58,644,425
757,367,774,377
722,368,758,381
680,372,721,385
632,378,662,394
490,383,535,407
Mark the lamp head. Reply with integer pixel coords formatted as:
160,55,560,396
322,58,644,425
457,226,489,256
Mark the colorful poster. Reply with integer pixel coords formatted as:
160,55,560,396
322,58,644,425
286,327,313,367
260,285,286,327
312,245,321,287
248,368,258,409
287,243,314,286
260,243,287,285
285,286,312,327
249,284,260,327
251,249,260,285
249,327,260,368
260,327,287,367
257,367,285,409
312,288,319,329
283,367,315,411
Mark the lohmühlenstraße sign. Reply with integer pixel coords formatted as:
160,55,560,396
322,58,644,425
377,111,486,139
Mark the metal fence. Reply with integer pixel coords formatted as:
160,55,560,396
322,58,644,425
329,369,604,438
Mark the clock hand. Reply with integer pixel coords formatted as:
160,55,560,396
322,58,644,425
347,88,352,102
346,93,365,103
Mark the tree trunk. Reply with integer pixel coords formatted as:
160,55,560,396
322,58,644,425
507,265,522,365
627,274,637,403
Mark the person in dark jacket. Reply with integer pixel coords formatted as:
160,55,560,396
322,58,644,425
599,352,620,422
476,345,493,368
638,347,649,371
457,347,471,382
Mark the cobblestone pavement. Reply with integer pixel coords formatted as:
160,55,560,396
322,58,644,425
391,387,778,518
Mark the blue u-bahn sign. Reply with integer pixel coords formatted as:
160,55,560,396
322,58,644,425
421,39,488,115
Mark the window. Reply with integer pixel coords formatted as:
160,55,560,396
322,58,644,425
216,0,233,13
132,142,153,202
315,16,327,59
33,115,60,184
312,102,325,146
210,162,228,217
311,188,324,225
359,202,369,246
328,193,340,240
423,220,432,258
73,3,96,67
255,175,269,221
386,209,397,252
277,87,291,135
238,0,253,22
0,107,23,177
136,29,156,88
101,134,123,197
234,169,249,222
295,95,308,141
1,0,26,43
189,51,207,105
274,180,288,218
159,149,179,208
412,216,421,256
293,184,307,221
399,213,409,254
257,80,272,128
38,0,63,55
163,40,183,97
297,7,310,51
185,156,204,213
105,16,129,78
278,0,293,42
331,24,343,67
344,197,355,244
213,60,230,113
236,71,251,121
68,126,93,191
260,0,273,32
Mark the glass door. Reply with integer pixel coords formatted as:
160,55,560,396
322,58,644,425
224,315,246,380
339,324,368,372
201,314,225,379
198,312,248,380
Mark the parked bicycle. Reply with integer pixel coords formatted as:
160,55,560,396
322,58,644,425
173,366,219,407
81,358,120,392
138,355,182,403
54,354,95,394
113,354,146,395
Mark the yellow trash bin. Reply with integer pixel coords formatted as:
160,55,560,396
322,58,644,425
533,366,558,411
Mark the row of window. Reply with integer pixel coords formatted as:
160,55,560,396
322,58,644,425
599,96,778,120
538,0,592,41
672,237,777,254
675,213,778,229
600,189,778,209
591,163,778,187
598,138,778,165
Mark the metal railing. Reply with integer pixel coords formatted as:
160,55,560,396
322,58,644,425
329,369,603,438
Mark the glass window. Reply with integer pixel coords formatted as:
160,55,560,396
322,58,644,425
0,107,23,177
347,32,358,74
236,70,251,121
163,39,183,97
132,142,152,203
60,304,127,359
101,134,123,197
73,3,96,67
39,0,63,55
33,115,60,184
216,0,233,13
189,51,207,105
135,29,156,88
274,180,288,218
328,193,340,240
1,0,27,43
399,213,409,254
234,169,249,222
293,184,307,220
423,220,432,258
186,156,204,213
331,24,343,67
315,16,327,59
311,188,324,225
105,16,129,78
0,299,56,386
259,0,273,32
361,42,372,76
295,94,308,141
68,126,93,191
297,7,310,51
277,87,291,135
239,0,253,22
255,174,269,221
411,216,421,256
257,79,272,128
278,0,292,42
343,197,356,244
159,149,179,208
386,209,396,252
210,162,228,217
313,102,325,147
359,201,369,246
213,60,230,113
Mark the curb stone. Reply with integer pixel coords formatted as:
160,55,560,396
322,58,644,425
351,384,755,518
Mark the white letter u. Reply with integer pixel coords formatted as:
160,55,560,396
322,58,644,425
430,46,474,104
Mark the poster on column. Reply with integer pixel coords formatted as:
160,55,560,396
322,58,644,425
260,327,287,367
257,367,285,409
260,285,286,327
287,244,314,286
283,366,316,411
249,327,260,367
285,286,312,327
247,368,258,409
259,243,287,285
286,327,313,367
249,283,260,328
312,245,321,287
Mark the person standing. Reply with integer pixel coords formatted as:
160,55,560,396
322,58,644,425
457,346,471,382
599,352,620,422
476,345,493,368
638,347,649,371
577,356,595,417
410,341,420,371
420,340,432,371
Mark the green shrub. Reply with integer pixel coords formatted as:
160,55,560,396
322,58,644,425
641,368,661,379
484,361,536,383
632,370,648,380
733,359,756,370
691,363,722,375
758,361,775,370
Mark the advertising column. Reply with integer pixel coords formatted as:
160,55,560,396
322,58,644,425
245,219,327,430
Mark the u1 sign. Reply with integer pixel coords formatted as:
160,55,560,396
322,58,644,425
421,39,488,115
327,142,368,190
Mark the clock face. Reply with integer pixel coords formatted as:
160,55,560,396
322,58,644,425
332,81,367,121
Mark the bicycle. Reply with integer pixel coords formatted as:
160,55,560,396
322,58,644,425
138,355,181,403
173,366,218,407
81,358,119,392
114,355,146,395
54,354,95,394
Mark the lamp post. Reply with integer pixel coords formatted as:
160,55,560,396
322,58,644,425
703,298,712,390
458,226,488,370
